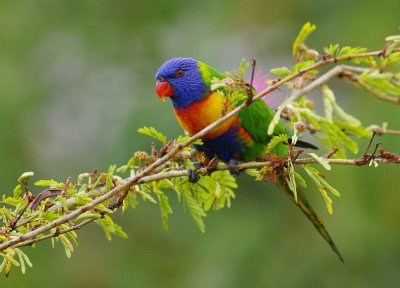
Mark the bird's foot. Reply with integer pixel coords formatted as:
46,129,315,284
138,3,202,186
188,162,203,183
228,159,241,175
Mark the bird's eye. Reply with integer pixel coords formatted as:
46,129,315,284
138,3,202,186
175,68,185,78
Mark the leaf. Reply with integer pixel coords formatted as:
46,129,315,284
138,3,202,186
182,187,207,232
333,125,359,154
268,99,289,135
66,230,79,247
0,251,20,267
200,171,237,211
304,166,340,215
286,158,297,202
244,169,261,178
96,215,128,241
128,192,138,209
158,191,173,230
13,185,22,199
210,81,226,91
291,60,316,73
337,46,367,57
315,174,341,197
18,172,34,185
77,173,90,185
315,123,355,158
152,180,160,193
15,249,32,274
137,126,167,144
0,250,20,277
117,155,137,173
138,190,157,204
41,210,61,221
299,111,321,130
322,85,361,126
294,172,307,188
59,234,73,258
56,195,69,212
323,44,340,56
234,58,249,79
336,119,372,138
264,134,289,154
333,104,362,126
385,35,400,42
319,188,333,215
2,197,26,207
384,38,400,57
293,22,317,58
359,72,400,96
176,134,203,145
76,211,101,221
105,166,116,192
294,104,361,157
15,249,26,274
322,85,334,122
337,46,368,63
34,179,61,188
307,153,331,170
270,67,291,77
18,249,32,268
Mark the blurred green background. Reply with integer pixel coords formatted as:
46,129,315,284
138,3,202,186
1,0,399,287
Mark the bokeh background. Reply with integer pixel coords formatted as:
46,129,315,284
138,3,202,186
1,0,399,287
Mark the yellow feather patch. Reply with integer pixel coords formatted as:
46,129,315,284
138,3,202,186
174,92,237,139
198,61,212,85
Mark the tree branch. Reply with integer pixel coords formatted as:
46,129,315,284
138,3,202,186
367,124,400,136
376,128,400,136
342,72,400,104
2,150,400,251
1,47,399,253
11,219,95,249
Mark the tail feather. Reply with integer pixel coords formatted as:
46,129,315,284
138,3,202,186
289,139,319,150
277,178,344,262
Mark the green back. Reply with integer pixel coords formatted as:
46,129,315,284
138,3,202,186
238,99,289,159
238,99,288,141
198,61,224,86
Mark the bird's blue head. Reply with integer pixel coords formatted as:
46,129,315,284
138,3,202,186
155,58,208,109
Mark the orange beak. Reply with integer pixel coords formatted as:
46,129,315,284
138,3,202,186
156,79,174,102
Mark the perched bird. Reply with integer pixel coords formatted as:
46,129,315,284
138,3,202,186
155,57,343,262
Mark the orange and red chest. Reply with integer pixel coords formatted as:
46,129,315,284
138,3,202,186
173,92,237,140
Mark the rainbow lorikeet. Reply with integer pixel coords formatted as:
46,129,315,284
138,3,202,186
155,57,343,261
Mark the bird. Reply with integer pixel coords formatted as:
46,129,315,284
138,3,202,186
155,57,343,262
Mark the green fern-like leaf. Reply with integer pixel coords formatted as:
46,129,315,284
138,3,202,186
137,126,167,144
293,22,316,58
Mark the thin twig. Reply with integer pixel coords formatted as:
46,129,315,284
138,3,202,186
323,148,339,159
379,129,400,136
343,72,400,104
138,156,400,182
364,130,377,155
368,125,400,136
11,219,95,249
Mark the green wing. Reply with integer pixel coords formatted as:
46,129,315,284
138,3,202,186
238,99,288,142
237,99,290,160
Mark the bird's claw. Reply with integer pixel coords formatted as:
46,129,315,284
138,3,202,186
188,162,204,183
188,169,200,183
228,159,241,175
